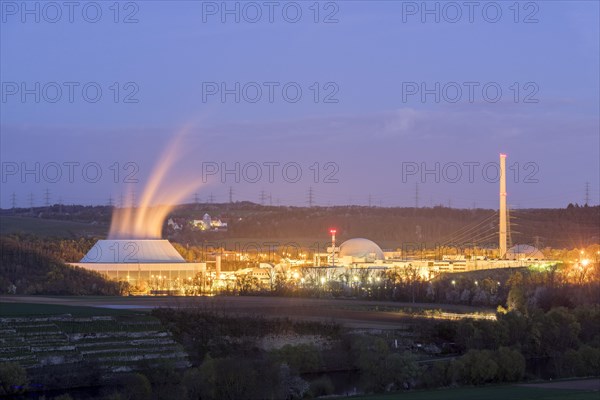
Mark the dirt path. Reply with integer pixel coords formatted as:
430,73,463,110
518,379,600,391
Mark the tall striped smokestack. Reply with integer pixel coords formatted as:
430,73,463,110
499,153,507,258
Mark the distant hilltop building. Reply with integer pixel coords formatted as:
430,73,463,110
191,213,228,232
167,214,228,232
167,218,183,231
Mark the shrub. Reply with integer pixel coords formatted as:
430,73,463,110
0,362,27,395
309,376,334,397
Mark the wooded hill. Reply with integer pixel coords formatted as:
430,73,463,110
1,203,598,249
0,236,122,295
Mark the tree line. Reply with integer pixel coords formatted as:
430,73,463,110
6,203,598,249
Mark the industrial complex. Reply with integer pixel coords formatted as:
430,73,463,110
72,154,548,294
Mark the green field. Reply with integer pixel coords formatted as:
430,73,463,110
349,384,599,400
0,215,108,237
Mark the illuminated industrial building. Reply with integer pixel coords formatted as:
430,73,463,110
71,239,206,293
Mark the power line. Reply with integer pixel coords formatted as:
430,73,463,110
507,205,512,249
450,224,498,247
440,212,498,246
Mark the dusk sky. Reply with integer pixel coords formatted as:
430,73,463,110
1,1,599,209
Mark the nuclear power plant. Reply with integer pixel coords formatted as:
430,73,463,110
73,153,545,293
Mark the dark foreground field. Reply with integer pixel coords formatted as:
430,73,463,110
0,295,496,329
1,298,598,400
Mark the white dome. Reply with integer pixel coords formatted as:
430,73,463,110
80,240,185,263
506,244,544,260
339,238,384,260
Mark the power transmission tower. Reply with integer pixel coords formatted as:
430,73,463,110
259,190,267,205
58,197,63,214
131,191,136,208
585,182,590,206
228,186,233,203
44,188,50,207
269,193,272,206
368,194,372,207
415,182,419,208
10,192,16,210
307,187,314,207
208,193,215,203
28,193,34,213
108,195,114,207
119,193,124,208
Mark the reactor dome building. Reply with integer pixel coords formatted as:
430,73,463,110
506,244,545,261
338,238,385,262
